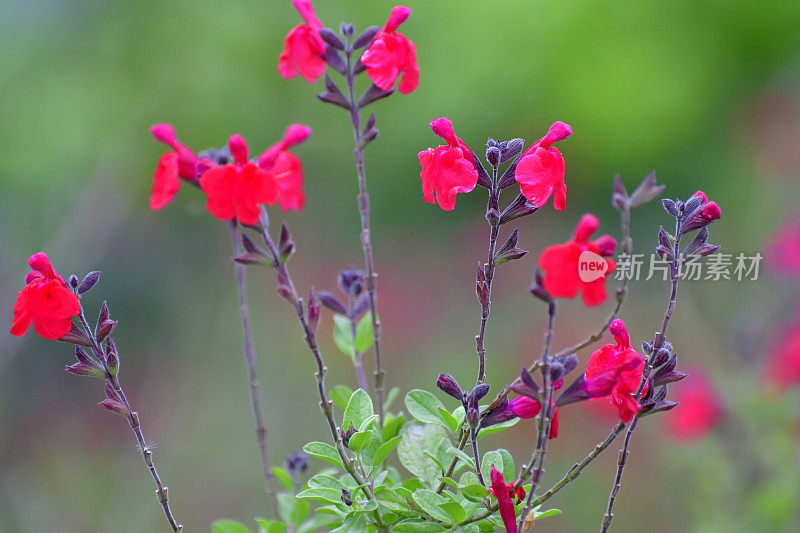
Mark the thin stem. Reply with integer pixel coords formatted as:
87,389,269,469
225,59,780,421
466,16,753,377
599,215,683,533
255,210,387,531
344,37,385,424
476,213,500,384
349,293,369,393
470,427,485,486
77,310,182,532
517,301,557,530
230,224,280,518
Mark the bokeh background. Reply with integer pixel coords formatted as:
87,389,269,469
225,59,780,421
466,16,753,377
2,0,800,531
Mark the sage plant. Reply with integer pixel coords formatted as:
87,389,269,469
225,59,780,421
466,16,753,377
8,2,725,532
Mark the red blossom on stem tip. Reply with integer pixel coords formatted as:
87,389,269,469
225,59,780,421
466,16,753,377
149,124,199,210
417,118,478,211
279,0,326,83
514,121,572,210
667,371,723,441
360,6,419,94
199,134,279,225
489,466,518,533
10,253,80,340
257,124,312,212
681,190,722,233
508,390,561,439
538,213,617,307
585,319,647,423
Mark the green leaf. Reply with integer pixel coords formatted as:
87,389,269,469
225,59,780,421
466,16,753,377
355,311,373,352
303,441,344,470
297,487,344,505
358,430,384,468
255,519,285,533
358,414,380,432
330,385,353,411
397,424,448,485
393,520,447,532
277,492,309,525
381,414,406,442
271,467,293,491
480,450,505,484
333,314,355,360
383,387,401,412
412,489,452,523
460,483,489,502
534,508,561,520
212,521,252,533
447,446,476,470
440,500,467,524
497,448,515,481
437,407,461,435
405,390,448,427
307,474,346,491
329,514,367,533
347,431,370,452
373,435,403,466
343,389,374,431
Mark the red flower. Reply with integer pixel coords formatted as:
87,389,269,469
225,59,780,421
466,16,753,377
10,253,80,340
585,320,647,423
417,117,478,211
764,319,800,390
199,134,279,225
666,371,723,441
508,389,561,439
257,124,312,212
539,213,617,306
278,0,326,83
489,466,518,533
681,190,722,233
149,124,199,210
514,121,572,210
360,6,419,94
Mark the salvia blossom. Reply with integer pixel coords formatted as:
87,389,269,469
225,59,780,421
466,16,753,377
764,319,800,390
278,0,327,83
418,117,479,210
150,124,199,210
539,213,617,306
666,371,723,441
10,252,80,340
360,6,419,94
257,124,313,212
514,121,572,210
489,466,519,533
508,396,560,439
681,190,721,234
583,320,647,422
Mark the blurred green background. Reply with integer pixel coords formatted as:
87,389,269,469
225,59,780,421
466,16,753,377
2,0,800,531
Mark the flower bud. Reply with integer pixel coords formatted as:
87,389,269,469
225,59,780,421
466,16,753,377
341,424,356,447
316,290,347,315
469,383,491,403
307,290,321,334
479,396,515,429
341,488,353,506
436,373,463,400
77,271,101,294
338,268,365,297
68,274,79,289
65,362,105,380
486,146,500,167
285,450,310,476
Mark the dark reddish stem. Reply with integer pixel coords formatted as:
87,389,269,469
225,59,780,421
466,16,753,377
343,36,385,424
76,308,182,532
229,224,280,518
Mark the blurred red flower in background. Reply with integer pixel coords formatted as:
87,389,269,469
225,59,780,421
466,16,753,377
666,371,723,441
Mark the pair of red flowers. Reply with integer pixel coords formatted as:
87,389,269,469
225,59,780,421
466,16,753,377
149,124,311,225
279,0,419,94
418,119,573,212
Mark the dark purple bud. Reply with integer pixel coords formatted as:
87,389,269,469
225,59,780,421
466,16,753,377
307,290,321,334
494,229,528,266
58,323,92,347
285,450,310,476
279,223,295,263
683,194,703,217
651,345,672,368
96,320,118,343
98,398,128,417
77,271,101,294
486,146,500,167
362,127,379,146
340,22,355,37
487,138,498,148
319,28,344,50
485,193,500,226
530,269,552,303
353,25,380,48
555,374,590,407
317,290,347,315
359,84,394,108
338,268,365,297
473,155,492,189
561,353,579,375
323,45,346,75
341,424,356,448
497,158,520,190
640,399,679,417
548,361,566,383
241,233,260,254
629,171,664,209
479,396,515,429
499,193,538,224
65,362,105,379
105,339,119,376
341,488,353,506
655,245,674,262
641,341,653,355
68,274,79,289
500,138,524,163
469,383,491,403
317,74,349,109
436,373,463,400
652,368,687,388
353,292,370,317
662,198,680,217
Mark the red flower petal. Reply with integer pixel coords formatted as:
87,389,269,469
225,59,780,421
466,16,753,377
489,466,518,533
418,146,477,211
509,396,542,418
278,24,326,83
270,151,305,212
515,146,566,210
150,152,181,210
